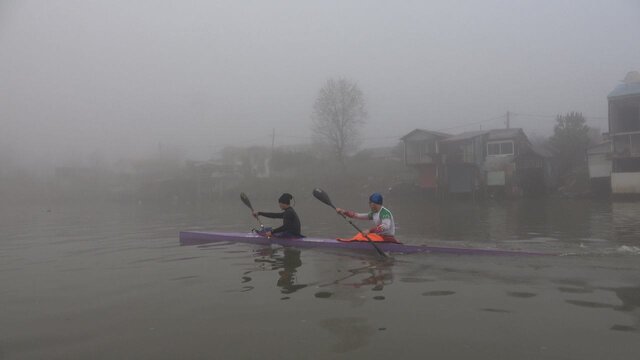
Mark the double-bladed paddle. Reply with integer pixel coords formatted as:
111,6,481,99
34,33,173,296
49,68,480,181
240,192,264,228
312,188,387,258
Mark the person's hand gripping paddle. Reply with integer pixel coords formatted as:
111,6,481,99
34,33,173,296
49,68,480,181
240,192,264,229
312,188,387,258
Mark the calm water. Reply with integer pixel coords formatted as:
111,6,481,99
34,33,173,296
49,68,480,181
1,197,639,359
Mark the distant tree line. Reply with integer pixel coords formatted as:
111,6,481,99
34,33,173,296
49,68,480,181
1,74,607,204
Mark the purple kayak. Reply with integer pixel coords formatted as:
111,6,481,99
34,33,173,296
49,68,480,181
179,231,551,256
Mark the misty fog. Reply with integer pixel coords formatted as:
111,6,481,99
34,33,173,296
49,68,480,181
2,0,638,175
3,3,640,359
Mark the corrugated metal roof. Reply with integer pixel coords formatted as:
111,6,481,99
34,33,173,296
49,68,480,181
608,82,640,99
400,128,451,140
440,130,488,143
531,143,554,158
587,141,611,155
487,128,524,141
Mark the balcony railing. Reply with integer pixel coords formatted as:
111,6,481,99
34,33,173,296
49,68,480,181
405,141,437,165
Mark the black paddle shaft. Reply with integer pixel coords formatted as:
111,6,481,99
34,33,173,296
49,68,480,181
312,188,387,258
241,192,256,210
240,192,263,228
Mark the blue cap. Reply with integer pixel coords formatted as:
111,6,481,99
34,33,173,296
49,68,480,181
369,192,383,205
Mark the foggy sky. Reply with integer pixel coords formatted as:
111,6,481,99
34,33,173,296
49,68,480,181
2,0,639,169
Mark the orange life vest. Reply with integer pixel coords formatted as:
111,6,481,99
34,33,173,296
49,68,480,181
337,232,400,243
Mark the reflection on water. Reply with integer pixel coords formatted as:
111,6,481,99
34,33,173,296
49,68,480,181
609,286,640,333
2,199,640,359
565,300,615,309
422,290,456,297
241,247,308,296
612,202,640,243
399,277,434,283
557,286,593,294
611,286,640,312
318,258,394,292
506,291,537,298
319,317,376,353
394,198,640,253
481,308,512,313
611,324,638,333
556,283,640,333
239,245,396,299
273,249,307,295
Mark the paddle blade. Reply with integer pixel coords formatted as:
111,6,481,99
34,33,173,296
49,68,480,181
240,192,254,211
312,188,335,209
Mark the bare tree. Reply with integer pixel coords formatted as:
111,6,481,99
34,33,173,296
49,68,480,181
311,78,367,165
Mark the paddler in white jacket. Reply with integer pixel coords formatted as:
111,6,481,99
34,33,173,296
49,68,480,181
336,192,398,243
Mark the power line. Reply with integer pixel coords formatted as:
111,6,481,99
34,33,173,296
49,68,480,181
435,114,506,132
512,112,607,120
277,134,312,139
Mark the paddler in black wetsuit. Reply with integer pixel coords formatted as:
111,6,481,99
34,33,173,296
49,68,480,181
252,193,303,238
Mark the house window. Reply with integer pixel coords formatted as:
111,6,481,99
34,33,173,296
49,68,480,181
462,143,474,162
487,141,514,156
406,142,419,159
614,104,640,133
405,140,436,163
422,141,436,155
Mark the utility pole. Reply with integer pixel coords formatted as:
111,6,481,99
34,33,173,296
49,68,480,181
271,128,275,153
506,111,511,129
267,128,275,179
